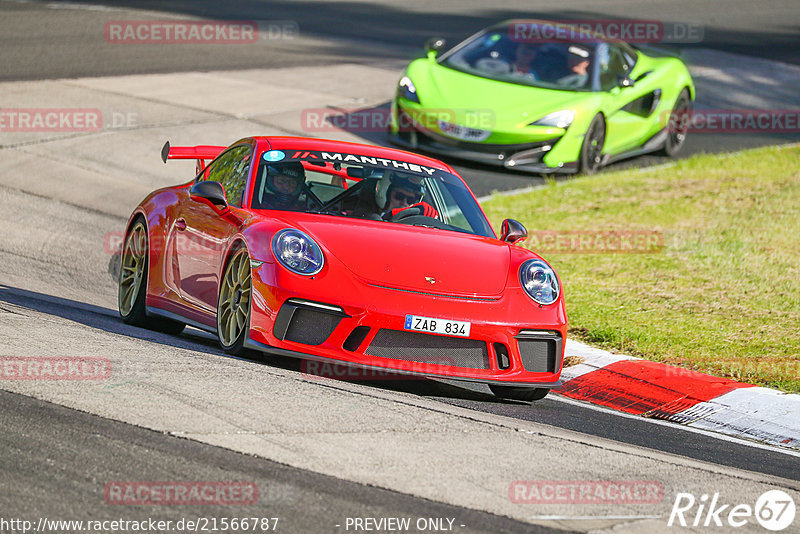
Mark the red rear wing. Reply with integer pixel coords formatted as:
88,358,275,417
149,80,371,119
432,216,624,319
161,141,227,174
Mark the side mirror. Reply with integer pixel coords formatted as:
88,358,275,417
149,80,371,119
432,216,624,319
617,75,634,88
190,181,228,211
500,218,527,245
425,37,446,59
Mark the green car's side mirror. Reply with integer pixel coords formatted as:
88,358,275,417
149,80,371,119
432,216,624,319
617,75,635,88
425,37,446,59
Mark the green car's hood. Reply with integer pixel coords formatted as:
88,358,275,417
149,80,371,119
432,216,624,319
407,59,601,129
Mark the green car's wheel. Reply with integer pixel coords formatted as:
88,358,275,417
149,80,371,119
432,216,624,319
662,89,691,157
579,114,605,175
217,246,252,355
118,218,185,335
489,385,550,402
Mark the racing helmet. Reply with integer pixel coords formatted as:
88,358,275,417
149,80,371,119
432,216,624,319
265,161,305,206
375,171,424,210
567,44,591,64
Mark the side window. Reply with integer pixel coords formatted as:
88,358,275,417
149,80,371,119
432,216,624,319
599,45,630,91
201,145,252,207
622,49,637,71
424,177,486,234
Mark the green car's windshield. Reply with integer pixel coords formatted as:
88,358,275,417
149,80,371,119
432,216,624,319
251,150,495,238
441,28,609,91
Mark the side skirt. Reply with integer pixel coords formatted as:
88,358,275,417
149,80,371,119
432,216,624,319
146,305,217,335
603,128,669,166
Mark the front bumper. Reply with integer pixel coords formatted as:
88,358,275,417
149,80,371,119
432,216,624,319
247,266,566,387
390,102,579,174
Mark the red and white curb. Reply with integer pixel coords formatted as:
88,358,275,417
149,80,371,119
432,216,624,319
555,340,800,451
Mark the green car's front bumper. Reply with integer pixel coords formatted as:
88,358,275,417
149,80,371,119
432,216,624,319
389,101,581,173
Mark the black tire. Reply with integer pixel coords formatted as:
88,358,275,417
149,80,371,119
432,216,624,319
217,246,252,356
579,114,606,175
489,385,550,402
118,217,185,335
151,318,186,335
661,88,691,157
118,218,149,326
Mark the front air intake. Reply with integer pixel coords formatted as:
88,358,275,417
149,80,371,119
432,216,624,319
516,331,562,373
273,299,347,346
494,343,511,370
343,326,371,352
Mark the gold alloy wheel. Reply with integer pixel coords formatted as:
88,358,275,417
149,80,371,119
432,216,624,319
218,248,252,347
118,221,147,317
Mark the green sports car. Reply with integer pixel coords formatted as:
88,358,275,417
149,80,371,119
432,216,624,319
389,20,695,174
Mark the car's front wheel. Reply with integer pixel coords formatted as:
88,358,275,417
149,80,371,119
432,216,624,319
579,114,606,175
217,246,252,355
662,88,691,157
489,384,550,403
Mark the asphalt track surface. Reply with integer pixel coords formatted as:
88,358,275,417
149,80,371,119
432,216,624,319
3,0,800,80
1,285,798,530
0,388,549,533
1,0,800,531
3,285,798,480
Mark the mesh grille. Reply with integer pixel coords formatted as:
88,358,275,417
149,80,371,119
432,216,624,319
518,339,557,373
366,329,489,369
284,308,341,346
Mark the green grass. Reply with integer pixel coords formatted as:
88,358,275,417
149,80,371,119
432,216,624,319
481,144,800,393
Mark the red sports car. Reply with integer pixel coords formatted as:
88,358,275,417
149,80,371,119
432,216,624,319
118,136,566,401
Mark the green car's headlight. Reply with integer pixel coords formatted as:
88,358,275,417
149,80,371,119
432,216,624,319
397,76,420,104
519,259,559,305
272,229,324,276
531,110,575,129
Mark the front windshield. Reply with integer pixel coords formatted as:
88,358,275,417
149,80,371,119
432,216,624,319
251,149,495,238
441,27,600,91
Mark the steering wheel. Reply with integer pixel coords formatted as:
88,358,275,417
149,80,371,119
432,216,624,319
475,57,511,75
389,208,420,222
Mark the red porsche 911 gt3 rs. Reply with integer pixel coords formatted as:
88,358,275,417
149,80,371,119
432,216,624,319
118,136,566,401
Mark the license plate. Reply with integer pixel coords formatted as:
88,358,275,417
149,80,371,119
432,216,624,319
404,314,471,337
437,120,491,142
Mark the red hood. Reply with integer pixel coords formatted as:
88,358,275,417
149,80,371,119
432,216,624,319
288,215,510,298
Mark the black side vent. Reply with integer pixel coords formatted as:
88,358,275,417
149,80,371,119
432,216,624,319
515,331,563,373
284,309,341,345
494,343,510,370
274,300,347,346
343,326,371,352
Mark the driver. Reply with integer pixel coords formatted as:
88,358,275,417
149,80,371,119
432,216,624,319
511,43,539,79
375,170,438,220
558,45,591,88
262,161,306,210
